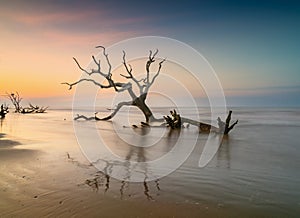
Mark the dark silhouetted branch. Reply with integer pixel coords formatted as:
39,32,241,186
97,101,133,121
217,110,238,134
6,92,22,112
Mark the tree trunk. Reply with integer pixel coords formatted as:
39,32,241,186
134,93,154,122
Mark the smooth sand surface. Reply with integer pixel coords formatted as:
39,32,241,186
0,113,233,218
0,135,234,218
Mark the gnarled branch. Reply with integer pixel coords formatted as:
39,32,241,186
121,50,143,93
145,58,166,93
96,101,133,121
146,49,158,85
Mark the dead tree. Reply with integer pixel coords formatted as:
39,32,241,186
63,46,238,134
6,92,48,114
63,46,165,123
6,92,22,113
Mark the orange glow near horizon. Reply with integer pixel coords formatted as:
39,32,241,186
0,4,143,100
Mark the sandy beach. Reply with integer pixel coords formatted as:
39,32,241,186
1,109,300,217
0,111,225,217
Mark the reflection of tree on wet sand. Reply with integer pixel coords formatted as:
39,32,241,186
85,159,160,200
90,151,158,199
82,126,181,200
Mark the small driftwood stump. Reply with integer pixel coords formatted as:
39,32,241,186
0,104,9,118
217,110,238,134
164,109,182,129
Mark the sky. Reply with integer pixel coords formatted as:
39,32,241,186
0,0,299,107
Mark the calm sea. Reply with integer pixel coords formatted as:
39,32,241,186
69,107,300,216
160,107,300,216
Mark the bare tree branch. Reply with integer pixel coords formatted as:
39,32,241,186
145,49,158,85
146,58,166,92
121,50,144,94
95,101,133,121
61,79,106,90
74,114,97,121
95,46,112,78
228,120,238,132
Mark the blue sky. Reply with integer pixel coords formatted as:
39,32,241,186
0,0,299,107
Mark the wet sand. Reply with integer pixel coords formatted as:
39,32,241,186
0,113,224,218
0,127,230,217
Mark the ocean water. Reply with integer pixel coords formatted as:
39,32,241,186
161,108,300,215
1,107,300,217
72,107,300,216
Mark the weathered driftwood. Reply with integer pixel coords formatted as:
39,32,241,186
163,109,214,132
164,109,182,129
164,109,237,134
21,103,48,113
63,47,165,123
0,104,9,118
74,114,99,121
217,110,238,134
74,109,238,134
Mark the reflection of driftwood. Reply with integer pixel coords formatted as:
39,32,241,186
66,152,160,199
85,172,107,192
0,104,9,118
143,180,153,200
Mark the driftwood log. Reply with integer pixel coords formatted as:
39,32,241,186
74,109,238,135
21,103,48,114
163,109,238,134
